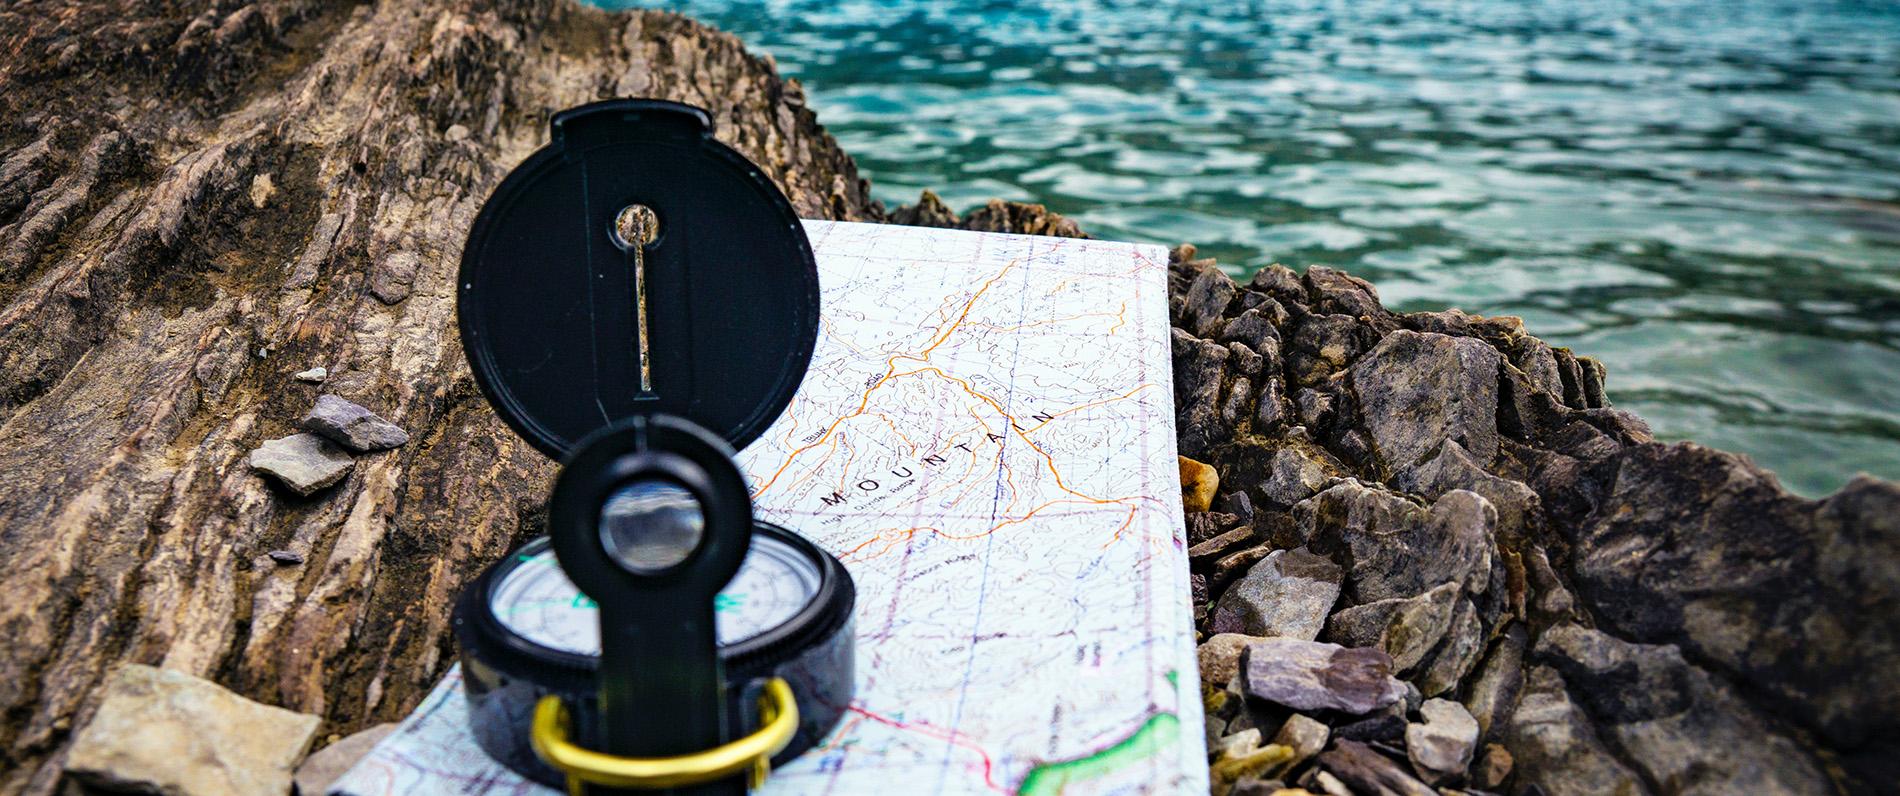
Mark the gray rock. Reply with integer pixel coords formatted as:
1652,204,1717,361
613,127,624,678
64,665,319,796
294,722,397,796
1210,548,1343,639
1184,264,1239,338
1322,581,1458,673
1287,313,1376,386
1174,334,1232,458
1348,329,1501,470
267,550,303,566
1415,596,1483,697
1502,666,1652,796
1391,439,1540,535
1261,447,1331,506
1536,624,1831,796
1270,713,1329,765
1333,703,1407,743
293,366,328,383
1295,483,1494,604
301,395,409,452
1570,444,1900,759
1463,623,1527,740
1317,739,1436,796
1405,698,1479,784
248,433,354,495
1240,637,1408,715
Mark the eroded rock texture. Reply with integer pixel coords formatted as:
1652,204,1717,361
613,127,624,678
0,2,875,792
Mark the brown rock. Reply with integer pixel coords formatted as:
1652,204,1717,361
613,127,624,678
294,722,397,796
1181,456,1221,512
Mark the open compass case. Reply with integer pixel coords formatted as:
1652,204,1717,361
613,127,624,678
450,99,854,793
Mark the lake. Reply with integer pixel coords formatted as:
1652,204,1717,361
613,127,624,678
599,0,1900,497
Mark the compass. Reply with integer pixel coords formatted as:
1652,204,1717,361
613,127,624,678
450,99,854,795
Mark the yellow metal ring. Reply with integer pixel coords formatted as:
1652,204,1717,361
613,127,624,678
531,678,799,792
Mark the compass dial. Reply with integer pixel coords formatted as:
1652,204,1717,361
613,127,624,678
488,535,823,655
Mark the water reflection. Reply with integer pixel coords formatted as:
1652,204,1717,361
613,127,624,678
601,0,1900,496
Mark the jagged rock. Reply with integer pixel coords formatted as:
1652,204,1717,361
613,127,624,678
1391,439,1540,534
267,550,304,566
1414,597,1483,697
64,665,319,796
1472,743,1513,790
1502,666,1652,796
1348,330,1501,471
1212,744,1296,796
1211,548,1343,639
1406,698,1479,784
1262,447,1332,506
1535,624,1831,795
1317,739,1436,796
247,433,354,496
293,366,328,383
1287,314,1376,387
1333,703,1407,743
1296,484,1494,604
301,394,410,453
1323,581,1458,673
1464,623,1528,740
1240,638,1408,715
1270,714,1329,766
1188,511,1245,545
1184,265,1239,338
1191,526,1259,567
1569,443,1900,767
294,722,397,796
1200,634,1271,689
1180,456,1221,513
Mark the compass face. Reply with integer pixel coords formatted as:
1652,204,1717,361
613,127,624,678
489,536,822,655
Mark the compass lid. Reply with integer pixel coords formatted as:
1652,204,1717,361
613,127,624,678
457,99,819,459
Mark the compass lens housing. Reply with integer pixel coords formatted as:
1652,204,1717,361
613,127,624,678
598,479,704,574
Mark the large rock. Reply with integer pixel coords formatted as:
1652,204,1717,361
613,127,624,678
64,665,320,796
301,394,410,452
1502,666,1652,796
1347,330,1501,471
1536,624,1831,795
247,433,355,495
1210,548,1342,639
1405,698,1479,784
1571,443,1900,769
1294,483,1494,604
1239,638,1408,715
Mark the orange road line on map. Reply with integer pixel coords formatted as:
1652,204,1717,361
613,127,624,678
1019,381,1154,434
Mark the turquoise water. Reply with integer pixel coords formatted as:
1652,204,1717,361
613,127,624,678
600,0,1900,497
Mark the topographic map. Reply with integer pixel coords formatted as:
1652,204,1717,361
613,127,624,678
331,221,1207,795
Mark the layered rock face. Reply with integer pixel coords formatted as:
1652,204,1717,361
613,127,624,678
903,193,1899,795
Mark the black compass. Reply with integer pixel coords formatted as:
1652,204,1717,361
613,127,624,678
450,99,854,796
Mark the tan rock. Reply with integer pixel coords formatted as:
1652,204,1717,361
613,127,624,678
294,722,397,796
1180,455,1220,512
65,664,320,796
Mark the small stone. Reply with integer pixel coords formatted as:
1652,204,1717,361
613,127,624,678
1333,705,1407,742
1184,265,1239,338
248,433,354,496
1318,739,1436,796
293,723,397,796
293,366,328,383
1188,511,1244,545
1312,771,1352,796
1211,548,1342,639
1406,698,1479,784
1217,728,1263,760
445,123,470,141
1270,714,1328,765
266,550,303,566
1472,743,1513,790
301,395,409,452
65,665,319,796
1240,637,1408,715
1211,744,1296,796
1180,456,1220,512
1190,526,1258,566
1200,633,1270,688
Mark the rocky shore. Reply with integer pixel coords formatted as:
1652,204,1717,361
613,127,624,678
901,192,1900,795
1,1,1894,794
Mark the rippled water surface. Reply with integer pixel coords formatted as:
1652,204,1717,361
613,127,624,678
602,0,1900,496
